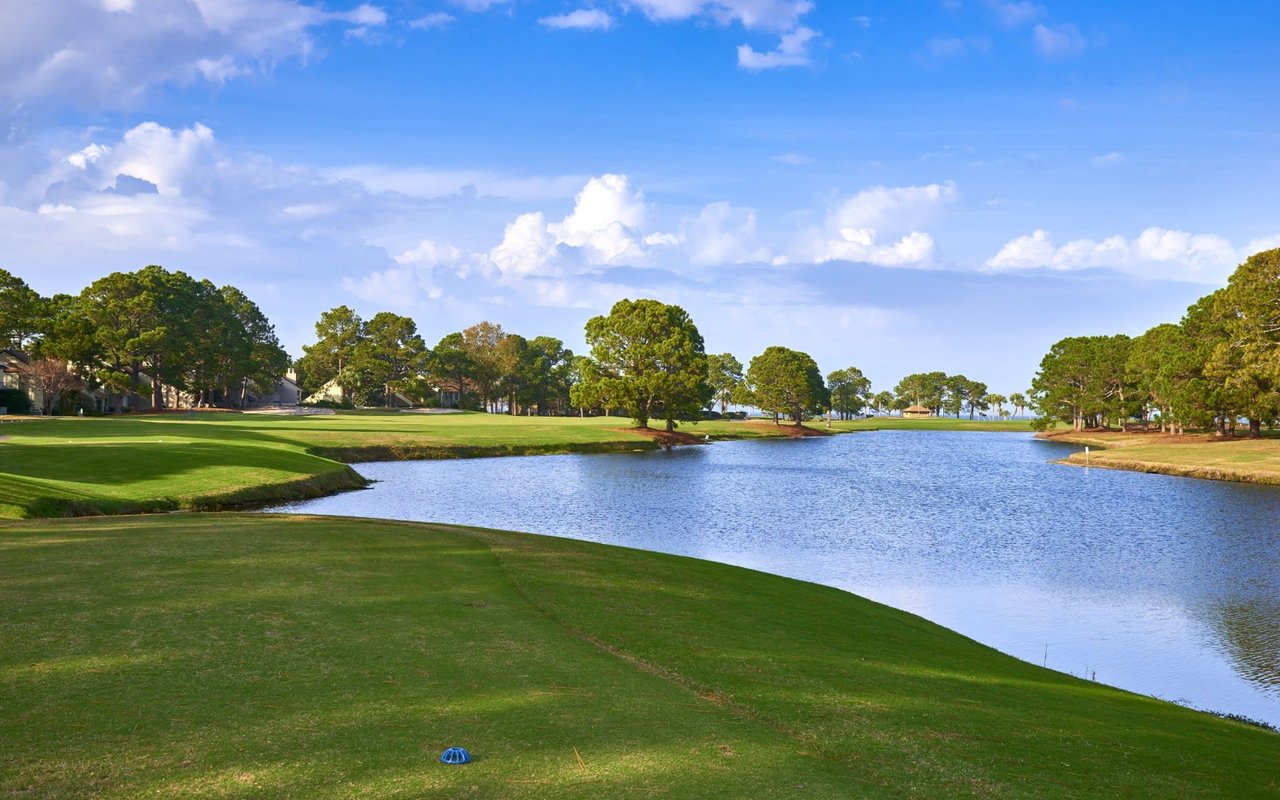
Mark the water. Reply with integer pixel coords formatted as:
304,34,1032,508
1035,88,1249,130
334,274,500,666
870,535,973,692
268,430,1280,725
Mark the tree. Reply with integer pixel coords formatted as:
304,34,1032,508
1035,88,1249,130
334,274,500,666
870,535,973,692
15,358,84,416
1008,392,1027,420
427,332,473,408
894,371,947,415
987,393,1007,420
578,299,710,430
873,390,894,416
0,269,44,350
962,379,989,420
746,346,828,426
297,306,364,402
827,366,871,420
706,353,745,416
360,312,428,406
1207,248,1280,437
1030,335,1133,431
461,321,508,412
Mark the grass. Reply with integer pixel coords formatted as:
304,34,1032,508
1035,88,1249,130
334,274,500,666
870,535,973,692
0,412,1027,519
1043,429,1280,486
1,513,1275,799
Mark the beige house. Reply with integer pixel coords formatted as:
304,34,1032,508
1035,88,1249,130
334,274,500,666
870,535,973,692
903,404,933,419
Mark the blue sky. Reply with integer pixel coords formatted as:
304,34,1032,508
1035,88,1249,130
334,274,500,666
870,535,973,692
3,0,1278,394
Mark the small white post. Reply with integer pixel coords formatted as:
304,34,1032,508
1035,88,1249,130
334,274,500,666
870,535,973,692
1085,446,1090,466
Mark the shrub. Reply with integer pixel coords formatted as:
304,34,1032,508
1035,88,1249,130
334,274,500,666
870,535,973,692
0,388,32,414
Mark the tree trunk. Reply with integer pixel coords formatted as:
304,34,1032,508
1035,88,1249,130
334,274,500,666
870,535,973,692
665,418,675,432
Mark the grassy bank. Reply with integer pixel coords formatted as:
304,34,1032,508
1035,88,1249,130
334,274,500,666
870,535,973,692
1,514,1274,799
0,412,1030,519
0,413,669,518
1041,429,1280,486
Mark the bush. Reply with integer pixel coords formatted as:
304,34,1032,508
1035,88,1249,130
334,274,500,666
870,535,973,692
302,398,355,410
0,388,32,414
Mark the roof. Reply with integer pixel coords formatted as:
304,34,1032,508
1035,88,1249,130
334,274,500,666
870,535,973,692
904,405,931,413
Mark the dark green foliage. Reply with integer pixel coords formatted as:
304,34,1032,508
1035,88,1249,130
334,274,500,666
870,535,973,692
0,388,31,414
1039,248,1280,434
579,298,711,430
826,366,871,420
746,345,828,425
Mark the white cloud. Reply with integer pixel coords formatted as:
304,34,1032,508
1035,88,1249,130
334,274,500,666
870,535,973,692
804,182,957,267
1033,23,1086,58
984,227,1256,282
65,143,111,170
548,174,649,264
335,4,388,26
539,9,616,31
680,202,771,265
394,238,465,267
1246,236,1280,256
1092,152,1124,167
490,212,561,279
737,26,818,70
324,165,587,201
409,12,455,29
627,0,813,31
987,1,1043,27
342,265,443,308
0,0,384,108
773,152,814,166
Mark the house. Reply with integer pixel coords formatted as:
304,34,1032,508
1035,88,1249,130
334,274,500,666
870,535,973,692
245,368,304,408
305,376,416,408
0,349,40,412
903,404,932,419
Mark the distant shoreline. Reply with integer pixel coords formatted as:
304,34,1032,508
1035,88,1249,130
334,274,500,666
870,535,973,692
1038,429,1280,487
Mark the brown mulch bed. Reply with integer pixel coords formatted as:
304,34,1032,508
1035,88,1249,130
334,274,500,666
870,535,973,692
609,427,709,447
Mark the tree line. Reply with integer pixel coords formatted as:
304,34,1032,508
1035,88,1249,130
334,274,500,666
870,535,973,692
2,264,1015,423
0,266,287,414
292,295,1010,428
1030,247,1280,436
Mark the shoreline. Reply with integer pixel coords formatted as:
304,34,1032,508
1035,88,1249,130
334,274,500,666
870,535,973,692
1038,429,1280,487
0,414,1026,520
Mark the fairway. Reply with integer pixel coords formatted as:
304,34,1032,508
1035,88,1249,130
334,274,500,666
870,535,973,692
1,514,1275,799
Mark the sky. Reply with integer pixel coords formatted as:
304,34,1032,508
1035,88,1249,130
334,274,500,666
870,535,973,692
3,0,1278,394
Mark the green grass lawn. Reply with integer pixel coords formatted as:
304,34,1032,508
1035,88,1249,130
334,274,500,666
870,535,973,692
1045,430,1280,486
0,514,1274,799
0,412,1029,518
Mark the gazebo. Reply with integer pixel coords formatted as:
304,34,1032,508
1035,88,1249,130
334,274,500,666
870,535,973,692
902,405,932,419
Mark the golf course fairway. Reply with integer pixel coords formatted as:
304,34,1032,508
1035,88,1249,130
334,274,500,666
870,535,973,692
1,514,1274,798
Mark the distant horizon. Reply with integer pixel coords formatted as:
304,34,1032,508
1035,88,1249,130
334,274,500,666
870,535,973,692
4,1,1276,394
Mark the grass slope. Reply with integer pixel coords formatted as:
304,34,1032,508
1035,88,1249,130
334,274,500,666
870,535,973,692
0,413,1029,519
0,413,664,518
1,514,1274,799
1043,430,1280,486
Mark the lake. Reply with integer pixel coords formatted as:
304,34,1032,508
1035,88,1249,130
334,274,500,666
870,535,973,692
268,430,1280,726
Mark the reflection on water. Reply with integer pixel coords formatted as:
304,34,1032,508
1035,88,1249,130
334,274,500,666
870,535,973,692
268,430,1280,725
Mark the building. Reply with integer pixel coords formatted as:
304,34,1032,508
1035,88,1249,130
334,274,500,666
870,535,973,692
245,368,304,408
903,405,932,419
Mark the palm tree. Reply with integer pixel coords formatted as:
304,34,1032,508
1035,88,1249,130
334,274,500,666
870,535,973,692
988,393,1007,420
1009,392,1027,420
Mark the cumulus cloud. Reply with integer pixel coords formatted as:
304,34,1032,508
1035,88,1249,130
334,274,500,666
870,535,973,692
0,0,386,108
679,202,771,265
538,9,616,31
738,26,819,70
804,182,958,267
1033,23,1086,58
983,227,1264,282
